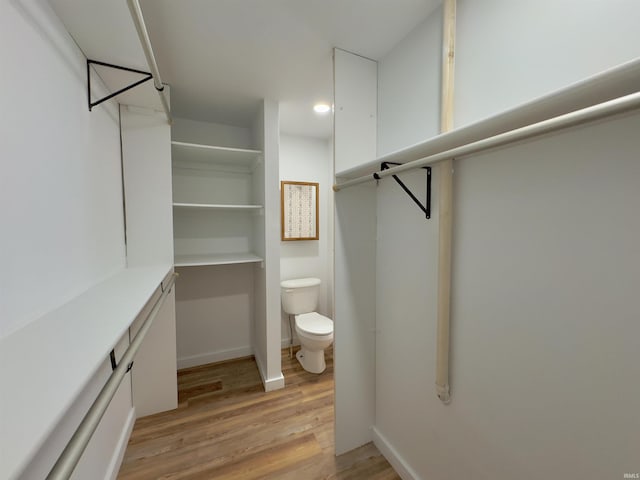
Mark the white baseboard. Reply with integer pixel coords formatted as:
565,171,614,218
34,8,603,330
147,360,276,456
264,373,285,392
105,407,136,480
177,346,253,369
372,426,421,480
254,351,285,392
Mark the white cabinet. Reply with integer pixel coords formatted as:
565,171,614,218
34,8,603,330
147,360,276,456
130,282,177,417
171,141,264,267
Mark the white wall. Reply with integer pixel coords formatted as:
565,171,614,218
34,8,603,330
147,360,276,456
171,117,253,148
373,2,640,479
377,6,442,155
455,0,640,127
334,49,378,174
251,100,284,390
1,1,133,477
259,99,284,389
172,117,255,148
252,104,268,377
333,49,378,455
1,0,125,339
279,134,333,345
175,264,254,368
446,112,640,479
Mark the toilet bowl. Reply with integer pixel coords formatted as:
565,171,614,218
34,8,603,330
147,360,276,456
294,312,333,374
281,278,334,374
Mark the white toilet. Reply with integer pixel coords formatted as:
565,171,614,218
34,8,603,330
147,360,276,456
280,277,333,374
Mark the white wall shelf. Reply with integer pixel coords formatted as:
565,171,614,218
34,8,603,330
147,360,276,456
174,253,263,267
172,202,263,210
0,264,172,480
171,141,262,167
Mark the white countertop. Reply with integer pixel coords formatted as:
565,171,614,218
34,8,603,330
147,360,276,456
0,264,172,480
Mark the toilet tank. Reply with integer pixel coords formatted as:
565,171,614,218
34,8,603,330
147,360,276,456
281,278,321,314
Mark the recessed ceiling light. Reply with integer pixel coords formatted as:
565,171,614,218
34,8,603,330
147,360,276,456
313,103,331,114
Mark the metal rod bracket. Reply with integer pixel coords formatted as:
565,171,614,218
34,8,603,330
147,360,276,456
109,350,132,372
109,350,117,371
87,59,153,111
380,162,432,219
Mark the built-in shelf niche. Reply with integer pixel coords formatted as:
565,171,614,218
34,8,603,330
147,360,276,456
171,140,264,267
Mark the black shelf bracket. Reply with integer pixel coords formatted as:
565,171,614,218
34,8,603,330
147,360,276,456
109,349,134,372
87,59,153,111
109,349,117,371
376,162,431,219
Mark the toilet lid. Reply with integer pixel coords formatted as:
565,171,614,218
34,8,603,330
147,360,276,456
295,312,333,335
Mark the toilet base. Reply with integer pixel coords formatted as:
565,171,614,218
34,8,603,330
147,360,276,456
296,347,326,374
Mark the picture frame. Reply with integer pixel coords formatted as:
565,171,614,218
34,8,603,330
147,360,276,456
281,181,319,241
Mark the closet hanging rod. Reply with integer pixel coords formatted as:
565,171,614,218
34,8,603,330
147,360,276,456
126,0,172,123
46,273,177,480
333,90,640,192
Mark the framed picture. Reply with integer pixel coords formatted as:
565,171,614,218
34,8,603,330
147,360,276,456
281,181,319,241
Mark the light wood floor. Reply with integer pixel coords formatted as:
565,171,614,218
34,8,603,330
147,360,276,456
118,347,400,479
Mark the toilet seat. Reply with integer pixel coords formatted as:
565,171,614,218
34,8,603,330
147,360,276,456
295,312,333,336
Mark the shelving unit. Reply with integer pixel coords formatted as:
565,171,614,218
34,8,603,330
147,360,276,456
171,140,264,267
170,103,281,390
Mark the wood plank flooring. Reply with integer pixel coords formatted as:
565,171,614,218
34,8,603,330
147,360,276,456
118,347,400,479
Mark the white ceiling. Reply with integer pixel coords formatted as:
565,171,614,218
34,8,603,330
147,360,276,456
139,0,441,138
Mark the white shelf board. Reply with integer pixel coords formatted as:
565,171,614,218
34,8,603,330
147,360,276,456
336,58,640,179
171,141,262,167
174,253,263,267
172,202,263,210
0,264,172,480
